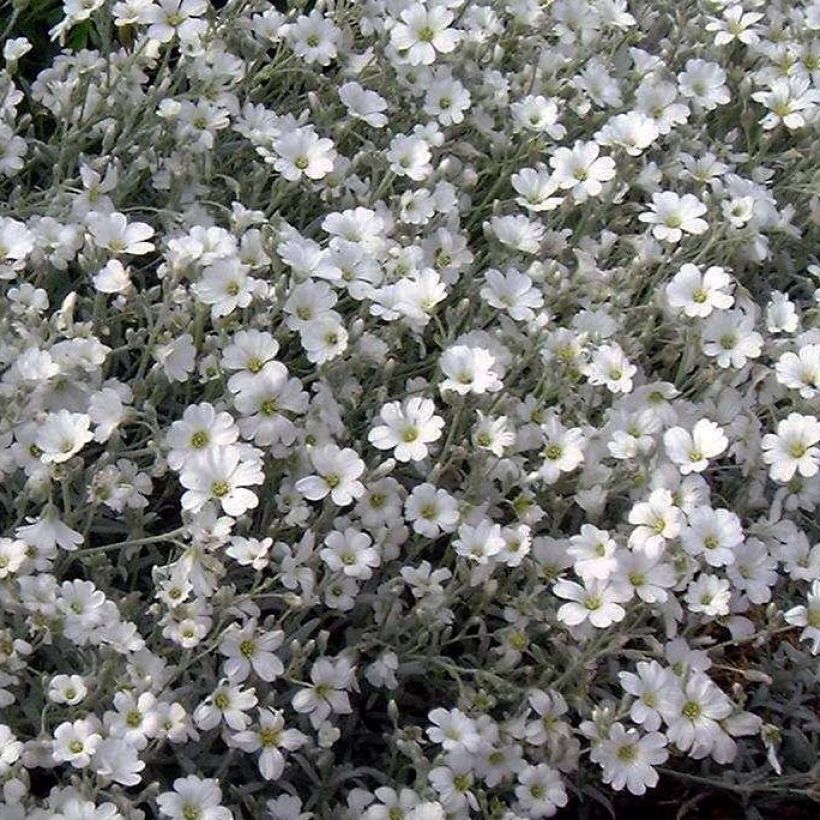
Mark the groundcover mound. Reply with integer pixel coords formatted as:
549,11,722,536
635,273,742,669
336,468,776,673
0,0,819,817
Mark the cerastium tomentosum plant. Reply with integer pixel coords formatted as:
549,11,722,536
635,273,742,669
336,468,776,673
0,0,819,817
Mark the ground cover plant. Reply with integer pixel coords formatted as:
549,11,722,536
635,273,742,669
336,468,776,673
0,0,819,817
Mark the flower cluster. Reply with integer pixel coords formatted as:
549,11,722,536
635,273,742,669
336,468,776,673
0,0,819,817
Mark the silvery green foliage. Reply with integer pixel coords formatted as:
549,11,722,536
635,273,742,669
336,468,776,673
0,0,819,817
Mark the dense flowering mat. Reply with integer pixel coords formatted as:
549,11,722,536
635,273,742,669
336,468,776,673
0,0,819,817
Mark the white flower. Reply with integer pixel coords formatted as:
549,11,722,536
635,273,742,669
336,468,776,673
424,75,471,126
550,140,616,198
273,126,337,181
219,621,284,682
285,9,340,66
701,310,764,368
613,551,676,604
52,718,102,768
339,82,388,128
585,344,637,394
390,4,461,66
705,6,763,46
36,410,94,463
154,333,197,382
639,192,708,242
554,578,629,628
591,723,668,795
222,329,280,391
387,134,433,181
428,760,478,813
453,519,505,564
511,95,565,139
765,291,798,334
480,268,544,321
87,211,155,255
292,657,354,729
92,259,131,293
619,661,679,732
233,362,308,447
192,259,256,318
295,444,365,506
439,344,503,395
472,412,515,457
320,527,380,579
684,573,731,616
230,708,307,781
194,682,258,731
752,77,820,131
511,166,563,212
92,737,146,787
487,214,545,254
368,397,444,462
568,525,619,581
48,674,88,705
727,539,777,604
627,489,682,558
536,415,585,484
156,775,232,820
0,538,26,578
0,216,34,257
595,110,660,155
3,36,32,63
662,673,732,754
179,446,264,516
0,725,22,775
666,264,734,317
226,535,272,570
681,506,743,567
677,59,730,110
12,346,59,383
784,580,820,654
761,413,820,483
514,764,567,817
775,345,819,399
663,419,728,474
427,707,483,754
722,195,756,228
405,483,459,537
166,403,239,470
300,315,349,364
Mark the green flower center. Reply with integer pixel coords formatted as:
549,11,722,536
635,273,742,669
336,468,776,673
617,743,637,761
211,480,230,498
545,444,563,460
260,726,281,747
452,773,472,792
